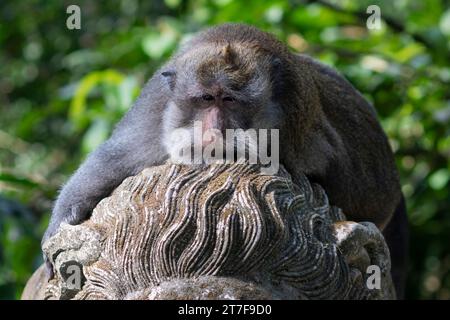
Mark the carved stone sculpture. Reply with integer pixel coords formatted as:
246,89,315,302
22,163,395,300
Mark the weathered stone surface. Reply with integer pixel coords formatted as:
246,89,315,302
22,163,395,300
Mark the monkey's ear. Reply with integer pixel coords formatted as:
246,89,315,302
221,43,237,66
161,70,176,90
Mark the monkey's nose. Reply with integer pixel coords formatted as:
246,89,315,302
202,107,224,141
202,130,222,147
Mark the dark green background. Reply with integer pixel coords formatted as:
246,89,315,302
1,0,449,299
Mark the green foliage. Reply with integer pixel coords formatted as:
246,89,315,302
0,0,449,299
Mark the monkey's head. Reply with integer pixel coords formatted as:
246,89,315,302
161,42,283,165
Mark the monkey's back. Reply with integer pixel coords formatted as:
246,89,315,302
290,54,402,228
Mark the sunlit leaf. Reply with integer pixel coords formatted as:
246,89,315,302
429,169,450,190
439,9,450,36
142,31,177,60
81,119,110,154
164,0,181,9
69,70,125,130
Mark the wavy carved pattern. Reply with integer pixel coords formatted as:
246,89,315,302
23,163,395,300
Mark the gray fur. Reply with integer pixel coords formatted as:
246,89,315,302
43,24,407,293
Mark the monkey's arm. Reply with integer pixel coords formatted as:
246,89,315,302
43,140,132,244
43,75,169,246
41,135,147,278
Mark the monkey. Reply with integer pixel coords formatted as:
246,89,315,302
42,23,408,297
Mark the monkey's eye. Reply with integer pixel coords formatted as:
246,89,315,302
202,94,215,101
222,96,235,102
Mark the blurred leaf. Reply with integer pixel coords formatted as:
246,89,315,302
439,9,450,36
0,173,39,188
69,70,125,130
164,0,181,9
142,30,177,60
429,169,450,190
81,119,110,154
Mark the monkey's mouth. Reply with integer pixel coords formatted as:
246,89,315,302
170,141,261,165
164,125,279,175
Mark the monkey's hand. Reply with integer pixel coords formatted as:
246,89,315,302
41,140,135,279
40,127,162,279
41,198,95,279
41,77,168,279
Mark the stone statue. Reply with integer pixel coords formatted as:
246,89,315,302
22,163,395,300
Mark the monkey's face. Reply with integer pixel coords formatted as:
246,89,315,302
161,43,282,166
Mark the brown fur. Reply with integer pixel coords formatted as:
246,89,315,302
181,24,407,297
183,23,402,229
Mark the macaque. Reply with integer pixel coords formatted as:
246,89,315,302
43,23,408,297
